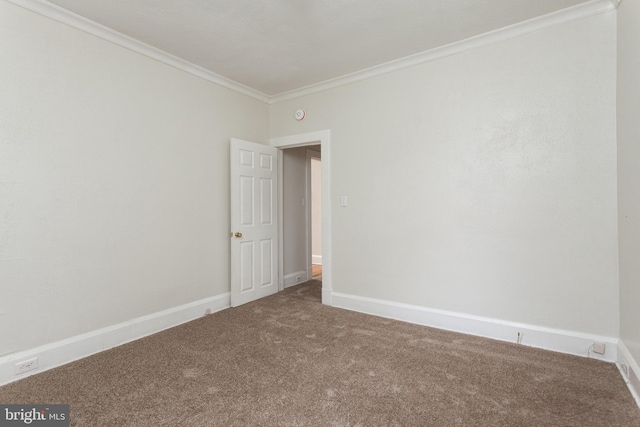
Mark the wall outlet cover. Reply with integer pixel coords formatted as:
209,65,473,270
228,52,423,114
15,358,39,375
593,342,606,355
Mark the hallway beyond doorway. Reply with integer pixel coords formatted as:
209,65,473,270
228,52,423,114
312,265,322,280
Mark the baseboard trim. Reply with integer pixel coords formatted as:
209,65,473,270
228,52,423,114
312,255,322,265
331,292,618,362
0,293,230,386
617,340,640,408
284,270,308,288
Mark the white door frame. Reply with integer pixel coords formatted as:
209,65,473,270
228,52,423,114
306,148,321,282
271,130,332,306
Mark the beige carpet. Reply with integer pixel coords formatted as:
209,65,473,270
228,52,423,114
1,280,639,426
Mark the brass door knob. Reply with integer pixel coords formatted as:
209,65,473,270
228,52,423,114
234,232,243,238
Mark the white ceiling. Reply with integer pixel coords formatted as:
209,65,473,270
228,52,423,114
46,0,591,96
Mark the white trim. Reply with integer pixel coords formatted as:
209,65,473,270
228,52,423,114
277,149,285,291
0,293,230,386
322,288,333,306
6,0,615,104
305,149,312,284
306,149,322,278
618,340,640,408
5,0,268,103
271,130,332,305
268,0,616,103
331,291,618,362
283,270,308,288
312,255,322,265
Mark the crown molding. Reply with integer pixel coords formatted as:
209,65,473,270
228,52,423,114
5,0,270,103
268,0,616,104
7,0,615,105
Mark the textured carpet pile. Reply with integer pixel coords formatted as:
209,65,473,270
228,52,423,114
1,280,639,426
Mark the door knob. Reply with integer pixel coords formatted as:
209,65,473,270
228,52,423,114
234,232,243,238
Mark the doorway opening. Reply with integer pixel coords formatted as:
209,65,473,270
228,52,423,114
280,145,322,287
271,130,332,305
310,154,322,281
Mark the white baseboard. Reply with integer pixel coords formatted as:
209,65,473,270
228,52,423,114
0,293,230,387
284,270,308,288
331,292,618,362
617,340,640,408
312,255,322,265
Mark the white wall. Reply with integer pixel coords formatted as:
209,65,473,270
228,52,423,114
0,0,268,356
270,11,618,337
282,147,308,283
617,0,640,375
311,156,322,263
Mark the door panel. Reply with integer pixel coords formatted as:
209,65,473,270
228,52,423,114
240,241,254,293
260,178,273,224
231,138,278,306
260,239,273,287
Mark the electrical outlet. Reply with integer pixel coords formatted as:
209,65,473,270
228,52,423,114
15,358,38,375
621,363,629,378
593,342,606,355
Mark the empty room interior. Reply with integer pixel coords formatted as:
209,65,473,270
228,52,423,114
1,0,640,424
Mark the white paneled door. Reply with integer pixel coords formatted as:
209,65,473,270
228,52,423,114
230,138,278,307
